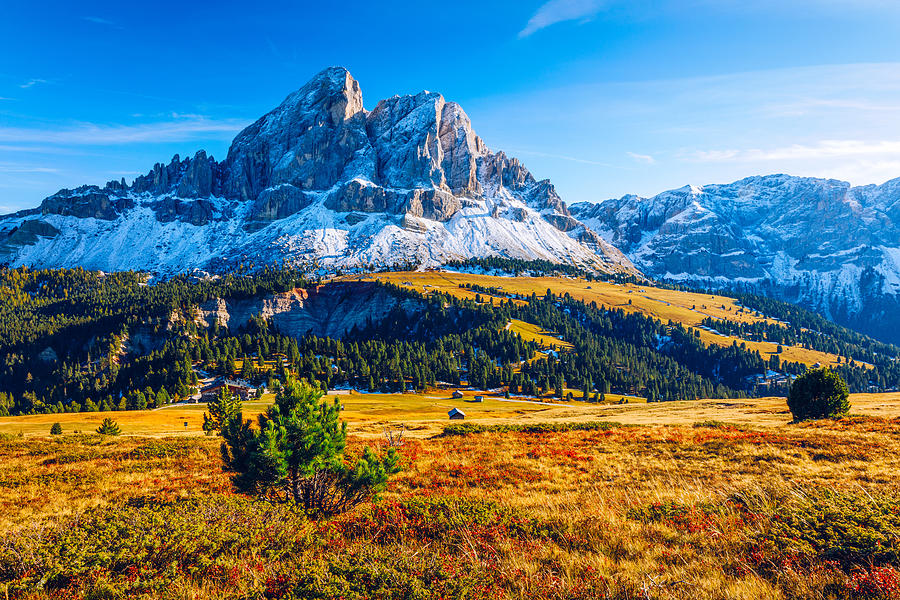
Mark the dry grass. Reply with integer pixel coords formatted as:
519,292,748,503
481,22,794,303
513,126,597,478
2,405,900,598
506,318,574,351
3,391,899,440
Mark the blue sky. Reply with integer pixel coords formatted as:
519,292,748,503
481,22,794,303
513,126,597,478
3,0,900,212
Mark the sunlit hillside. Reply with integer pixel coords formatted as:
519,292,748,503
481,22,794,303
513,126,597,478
350,271,866,369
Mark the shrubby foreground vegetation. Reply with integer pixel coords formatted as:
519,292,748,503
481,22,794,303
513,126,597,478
0,414,899,599
2,263,899,598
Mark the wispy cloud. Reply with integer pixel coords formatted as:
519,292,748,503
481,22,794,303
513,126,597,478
0,117,249,146
519,0,606,37
19,79,48,89
506,147,622,168
82,16,122,28
0,163,60,174
686,140,900,163
627,151,656,164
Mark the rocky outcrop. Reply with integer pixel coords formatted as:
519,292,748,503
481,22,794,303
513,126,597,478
366,92,485,197
41,187,133,220
2,220,60,248
220,67,370,200
195,281,419,339
325,180,398,214
132,151,220,198
248,185,315,222
150,197,220,226
324,181,461,222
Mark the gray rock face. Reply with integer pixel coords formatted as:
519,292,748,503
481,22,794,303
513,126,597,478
572,174,900,342
131,151,221,199
2,220,60,248
366,92,485,196
479,152,567,214
195,281,418,339
150,197,220,226
248,185,315,222
220,67,370,201
41,187,133,220
323,181,461,222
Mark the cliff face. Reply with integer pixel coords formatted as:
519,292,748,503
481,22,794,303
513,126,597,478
194,281,418,339
0,67,636,276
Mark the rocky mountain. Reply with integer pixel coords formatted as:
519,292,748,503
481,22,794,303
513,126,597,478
0,67,635,276
570,174,900,342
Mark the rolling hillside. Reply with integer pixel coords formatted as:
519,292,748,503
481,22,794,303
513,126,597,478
350,270,880,371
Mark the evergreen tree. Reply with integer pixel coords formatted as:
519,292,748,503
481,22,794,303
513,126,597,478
787,367,850,421
220,378,400,517
203,387,242,436
96,418,121,436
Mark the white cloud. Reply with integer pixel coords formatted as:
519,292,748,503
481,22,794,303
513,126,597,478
83,16,121,28
627,151,656,164
686,140,900,163
0,163,59,174
519,0,606,37
678,140,900,186
19,79,48,89
0,117,248,146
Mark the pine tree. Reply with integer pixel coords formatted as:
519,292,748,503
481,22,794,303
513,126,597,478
203,387,242,436
96,418,121,436
220,378,400,517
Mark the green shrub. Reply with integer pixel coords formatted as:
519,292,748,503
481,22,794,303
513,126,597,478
0,495,313,595
49,422,62,435
95,418,121,436
787,368,850,421
752,488,900,566
286,548,495,600
202,386,241,436
221,378,399,517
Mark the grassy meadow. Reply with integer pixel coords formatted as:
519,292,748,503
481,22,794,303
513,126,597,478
1,392,900,599
3,391,900,438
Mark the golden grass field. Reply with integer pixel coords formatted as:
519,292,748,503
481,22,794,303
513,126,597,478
2,393,900,599
3,390,899,439
507,318,574,351
347,271,861,369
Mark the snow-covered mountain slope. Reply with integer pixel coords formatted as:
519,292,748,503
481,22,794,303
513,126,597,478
0,67,636,276
570,174,900,342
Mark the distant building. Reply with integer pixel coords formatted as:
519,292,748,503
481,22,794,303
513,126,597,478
201,379,257,402
472,395,484,402
451,390,464,399
448,407,465,420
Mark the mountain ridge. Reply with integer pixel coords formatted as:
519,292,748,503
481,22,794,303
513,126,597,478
0,67,635,276
570,173,900,342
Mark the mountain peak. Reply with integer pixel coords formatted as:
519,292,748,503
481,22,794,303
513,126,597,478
287,66,363,124
0,67,637,277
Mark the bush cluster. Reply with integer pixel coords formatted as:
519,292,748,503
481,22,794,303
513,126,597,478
754,487,900,566
442,420,624,436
